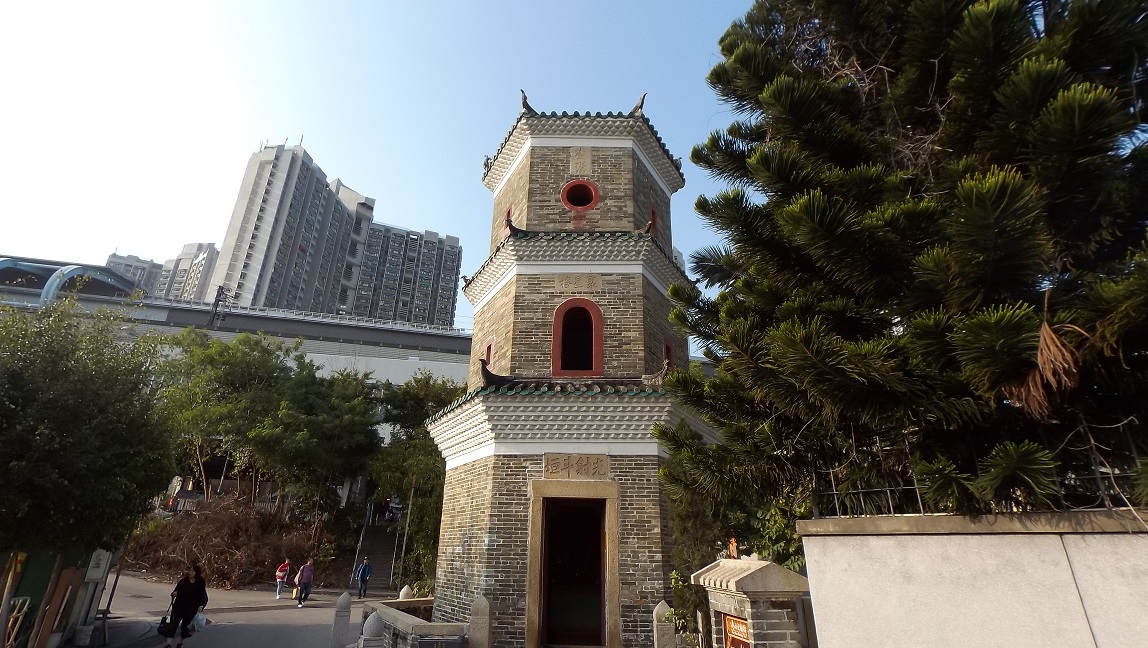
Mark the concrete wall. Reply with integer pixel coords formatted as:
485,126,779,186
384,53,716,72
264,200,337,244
798,510,1148,648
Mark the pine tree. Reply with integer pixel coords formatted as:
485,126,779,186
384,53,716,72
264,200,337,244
659,0,1148,554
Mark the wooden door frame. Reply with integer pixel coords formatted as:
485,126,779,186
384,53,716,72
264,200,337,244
526,479,620,648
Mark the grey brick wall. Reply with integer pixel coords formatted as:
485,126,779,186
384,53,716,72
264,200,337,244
433,456,494,624
467,277,517,388
433,452,672,648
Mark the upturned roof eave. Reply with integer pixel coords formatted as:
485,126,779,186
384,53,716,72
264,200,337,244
480,111,685,191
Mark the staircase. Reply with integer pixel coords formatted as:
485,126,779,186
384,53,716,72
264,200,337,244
355,524,399,593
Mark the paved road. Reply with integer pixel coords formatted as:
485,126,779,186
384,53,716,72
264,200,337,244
101,573,382,648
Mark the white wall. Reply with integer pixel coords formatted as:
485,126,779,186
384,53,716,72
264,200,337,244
799,511,1148,648
307,352,468,385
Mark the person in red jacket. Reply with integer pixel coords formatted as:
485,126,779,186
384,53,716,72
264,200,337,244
274,558,292,600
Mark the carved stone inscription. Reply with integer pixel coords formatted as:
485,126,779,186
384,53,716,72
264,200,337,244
555,273,602,292
569,147,592,175
543,454,609,480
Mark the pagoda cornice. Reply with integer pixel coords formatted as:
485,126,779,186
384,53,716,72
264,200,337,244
482,112,685,196
462,231,691,309
427,388,718,469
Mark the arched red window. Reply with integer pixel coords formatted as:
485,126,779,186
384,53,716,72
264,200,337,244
552,298,604,377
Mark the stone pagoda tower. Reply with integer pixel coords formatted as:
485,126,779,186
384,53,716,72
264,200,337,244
427,94,714,648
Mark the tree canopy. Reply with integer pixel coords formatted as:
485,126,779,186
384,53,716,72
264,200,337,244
659,0,1148,559
0,301,174,552
158,330,382,504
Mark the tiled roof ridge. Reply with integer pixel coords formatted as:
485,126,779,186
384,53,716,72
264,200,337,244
481,110,682,185
460,229,690,291
425,379,674,426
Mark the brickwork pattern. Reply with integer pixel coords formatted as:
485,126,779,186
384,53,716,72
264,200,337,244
492,145,672,242
509,272,645,378
433,452,672,648
612,455,673,647
467,276,517,387
706,592,804,648
468,271,685,381
642,276,688,374
632,155,673,251
491,149,532,253
524,147,640,233
432,455,494,624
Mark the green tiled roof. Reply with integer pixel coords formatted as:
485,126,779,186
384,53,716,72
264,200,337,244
425,380,672,426
461,229,690,290
482,110,683,185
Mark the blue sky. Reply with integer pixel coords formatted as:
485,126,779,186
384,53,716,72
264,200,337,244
1,0,749,330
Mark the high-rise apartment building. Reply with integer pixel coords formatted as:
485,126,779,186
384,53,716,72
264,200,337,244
155,243,219,301
209,145,462,326
105,253,163,294
353,226,461,325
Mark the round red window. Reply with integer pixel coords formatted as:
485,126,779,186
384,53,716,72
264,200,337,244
560,179,600,211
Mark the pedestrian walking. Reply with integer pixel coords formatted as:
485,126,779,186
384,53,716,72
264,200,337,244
162,565,208,648
353,557,373,599
274,558,292,600
294,558,315,607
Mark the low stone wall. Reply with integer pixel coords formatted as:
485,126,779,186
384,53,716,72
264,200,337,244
798,509,1148,648
349,595,489,648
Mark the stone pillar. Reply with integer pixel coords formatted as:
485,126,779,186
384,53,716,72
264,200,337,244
469,594,491,648
691,559,813,648
358,611,386,648
652,600,676,648
330,592,352,648
398,585,414,600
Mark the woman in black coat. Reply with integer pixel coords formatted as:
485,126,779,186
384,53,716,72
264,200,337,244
163,565,208,647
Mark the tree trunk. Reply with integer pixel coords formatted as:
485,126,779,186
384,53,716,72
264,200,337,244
195,443,209,501
273,481,284,520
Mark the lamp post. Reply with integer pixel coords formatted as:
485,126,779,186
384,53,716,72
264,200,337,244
207,285,235,327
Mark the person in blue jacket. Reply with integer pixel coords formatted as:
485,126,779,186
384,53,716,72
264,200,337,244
353,557,373,599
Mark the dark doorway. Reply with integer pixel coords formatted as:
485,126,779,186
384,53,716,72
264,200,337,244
542,498,605,646
560,307,594,370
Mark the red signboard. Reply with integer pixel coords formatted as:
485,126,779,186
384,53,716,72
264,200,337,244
723,613,751,648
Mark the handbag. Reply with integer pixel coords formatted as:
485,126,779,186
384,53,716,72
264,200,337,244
291,586,300,600
156,601,174,636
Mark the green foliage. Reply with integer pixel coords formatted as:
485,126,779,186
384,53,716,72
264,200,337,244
666,0,1148,552
971,440,1060,510
0,300,174,552
158,330,382,497
915,457,978,513
370,371,465,586
1132,464,1148,507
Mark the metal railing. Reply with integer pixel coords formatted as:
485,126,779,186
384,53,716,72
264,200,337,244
810,443,1143,519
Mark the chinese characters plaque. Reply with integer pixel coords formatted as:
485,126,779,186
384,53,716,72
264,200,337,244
555,274,602,292
723,613,751,648
543,454,609,480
